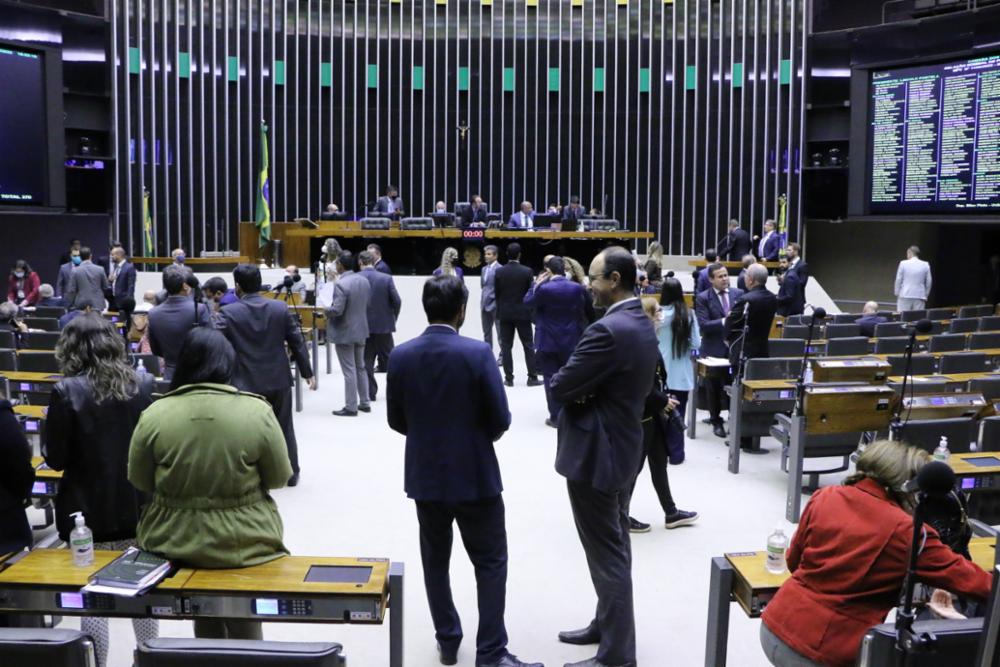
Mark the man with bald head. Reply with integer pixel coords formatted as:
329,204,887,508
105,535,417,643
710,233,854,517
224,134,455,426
550,246,659,667
857,300,887,338
506,201,535,229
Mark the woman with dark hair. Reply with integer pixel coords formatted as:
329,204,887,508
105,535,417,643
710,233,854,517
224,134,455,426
658,275,700,462
129,327,292,640
43,313,158,666
7,260,40,307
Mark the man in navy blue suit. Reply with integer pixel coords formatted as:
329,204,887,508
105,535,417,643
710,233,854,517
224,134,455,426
755,219,782,261
106,246,137,315
506,201,536,229
695,263,743,439
386,276,542,667
551,247,659,667
523,256,588,427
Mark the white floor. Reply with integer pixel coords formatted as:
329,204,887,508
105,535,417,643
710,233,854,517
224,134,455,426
48,275,826,667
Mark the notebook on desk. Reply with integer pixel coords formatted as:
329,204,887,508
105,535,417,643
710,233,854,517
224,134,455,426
82,547,172,597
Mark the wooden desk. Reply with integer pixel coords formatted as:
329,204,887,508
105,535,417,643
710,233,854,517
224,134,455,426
704,538,998,667
1,372,62,383
689,260,781,270
285,227,463,239
15,406,47,420
132,256,250,266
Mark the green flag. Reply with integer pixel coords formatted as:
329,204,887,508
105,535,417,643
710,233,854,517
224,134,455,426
142,189,154,257
776,193,787,258
255,122,271,247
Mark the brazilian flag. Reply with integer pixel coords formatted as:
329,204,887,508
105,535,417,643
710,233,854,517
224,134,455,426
776,193,788,258
255,122,271,248
142,189,154,257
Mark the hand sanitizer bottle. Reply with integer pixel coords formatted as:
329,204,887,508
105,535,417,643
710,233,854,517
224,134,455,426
933,436,951,463
766,526,789,574
70,512,94,567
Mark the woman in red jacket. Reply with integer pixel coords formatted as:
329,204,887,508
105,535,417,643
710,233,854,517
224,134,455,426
760,440,992,667
7,260,40,307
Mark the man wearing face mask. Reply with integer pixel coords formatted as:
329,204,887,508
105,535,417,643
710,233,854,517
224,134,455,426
375,185,405,217
56,249,81,298
171,248,187,266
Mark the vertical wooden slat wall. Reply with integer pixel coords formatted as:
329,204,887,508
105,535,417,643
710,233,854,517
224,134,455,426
113,0,806,257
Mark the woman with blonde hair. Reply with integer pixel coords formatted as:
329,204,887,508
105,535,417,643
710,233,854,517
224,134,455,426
760,440,992,667
433,246,464,279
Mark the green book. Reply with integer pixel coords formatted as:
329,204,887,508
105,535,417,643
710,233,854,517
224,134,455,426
84,547,172,595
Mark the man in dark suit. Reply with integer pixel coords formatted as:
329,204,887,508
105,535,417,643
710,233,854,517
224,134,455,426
386,276,541,667
523,256,588,427
216,264,316,486
777,242,808,317
857,301,888,338
562,196,586,226
461,195,490,227
736,254,755,292
550,247,659,667
359,250,401,401
506,202,536,230
55,250,79,298
494,243,540,387
693,249,719,294
106,246,137,315
374,185,405,217
695,263,743,439
718,219,752,262
755,219,782,261
726,262,778,372
366,243,392,276
148,265,211,380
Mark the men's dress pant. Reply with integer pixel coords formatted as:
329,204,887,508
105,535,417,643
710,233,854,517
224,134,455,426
262,387,298,474
482,309,500,350
498,318,537,381
537,349,572,421
897,297,926,312
566,479,636,666
364,332,395,400
335,343,370,412
705,376,727,425
415,495,509,666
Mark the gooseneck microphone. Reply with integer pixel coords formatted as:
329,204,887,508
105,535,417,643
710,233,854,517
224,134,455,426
892,318,935,440
901,460,956,495
793,306,827,416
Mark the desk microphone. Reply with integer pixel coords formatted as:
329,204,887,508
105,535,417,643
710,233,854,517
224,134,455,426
901,461,956,495
805,305,827,321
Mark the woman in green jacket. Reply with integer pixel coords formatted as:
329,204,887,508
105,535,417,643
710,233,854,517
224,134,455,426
128,327,292,639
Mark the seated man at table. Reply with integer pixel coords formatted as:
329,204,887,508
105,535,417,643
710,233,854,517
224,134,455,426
507,201,536,230
857,301,888,338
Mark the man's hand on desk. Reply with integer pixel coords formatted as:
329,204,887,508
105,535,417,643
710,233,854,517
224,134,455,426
927,589,966,620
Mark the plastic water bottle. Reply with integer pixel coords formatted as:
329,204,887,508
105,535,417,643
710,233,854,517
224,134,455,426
135,359,148,379
933,436,951,463
765,526,789,574
70,512,94,567
803,363,814,385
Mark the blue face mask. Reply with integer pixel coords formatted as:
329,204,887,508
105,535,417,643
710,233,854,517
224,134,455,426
71,256,82,266
14,271,24,279
176,253,186,264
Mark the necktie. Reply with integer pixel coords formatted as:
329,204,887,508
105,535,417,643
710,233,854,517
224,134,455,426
526,214,533,229
720,290,730,315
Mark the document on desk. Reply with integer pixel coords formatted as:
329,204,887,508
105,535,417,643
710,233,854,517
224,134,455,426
82,547,172,597
698,357,731,367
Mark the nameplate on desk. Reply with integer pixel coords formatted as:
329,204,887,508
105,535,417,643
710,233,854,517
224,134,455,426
462,229,485,240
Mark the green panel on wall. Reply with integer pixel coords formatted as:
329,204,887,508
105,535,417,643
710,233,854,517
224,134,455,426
274,60,285,85
458,66,470,91
732,62,743,88
227,56,238,81
638,67,650,92
779,59,792,85
548,67,560,92
320,62,332,87
128,47,140,74
593,67,605,92
178,51,190,78
502,67,515,92
367,64,378,89
413,66,425,90
685,64,696,90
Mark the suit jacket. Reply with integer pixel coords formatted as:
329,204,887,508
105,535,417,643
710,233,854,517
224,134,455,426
387,325,511,503
481,260,500,313
375,195,404,215
737,269,748,293
550,299,659,492
695,269,712,294
523,277,588,358
0,400,33,553
7,272,40,305
895,257,932,300
461,204,489,227
148,295,212,378
326,270,371,345
216,293,314,393
758,232,782,261
108,261,137,303
64,260,108,311
55,262,75,297
720,228,752,261
725,286,778,366
361,268,401,334
695,286,744,358
494,260,534,321
562,205,585,223
506,211,536,229
374,259,392,275
857,315,888,338
777,263,808,317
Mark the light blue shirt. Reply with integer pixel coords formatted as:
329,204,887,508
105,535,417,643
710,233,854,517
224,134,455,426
657,305,701,391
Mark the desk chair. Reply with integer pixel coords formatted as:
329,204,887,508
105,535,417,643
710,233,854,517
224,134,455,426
950,318,981,334
874,322,907,338
980,416,1000,452
857,619,982,667
825,337,870,356
886,354,937,377
131,353,162,377
928,334,967,353
970,377,1000,401
783,315,805,326
900,309,927,322
0,330,17,349
33,306,66,319
0,348,15,371
959,304,990,318
967,417,1000,524
833,313,861,324
23,317,59,332
768,338,805,357
18,390,51,406
16,352,60,374
896,417,977,454
927,307,957,320
0,628,95,667
824,323,861,339
981,316,1000,332
22,332,60,351
135,638,346,667
970,332,1000,350
781,324,810,340
939,352,988,375
874,336,910,354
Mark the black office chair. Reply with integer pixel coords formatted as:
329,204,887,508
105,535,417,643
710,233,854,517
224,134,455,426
874,322,907,338
22,331,60,351
970,377,1000,402
980,417,1000,452
833,313,861,323
825,337,871,356
938,352,988,375
744,357,804,380
970,332,1000,350
135,638,346,666
980,316,1000,332
768,338,805,357
896,417,977,454
824,323,861,339
0,330,18,349
783,315,805,326
927,307,956,320
781,324,811,340
857,619,982,667
23,317,60,332
33,306,66,319
0,348,15,371
900,309,927,322
874,336,910,354
958,304,987,318
949,318,981,334
16,352,60,373
876,310,897,321
928,334,967,353
886,354,937,377
0,628,95,667
131,353,162,377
